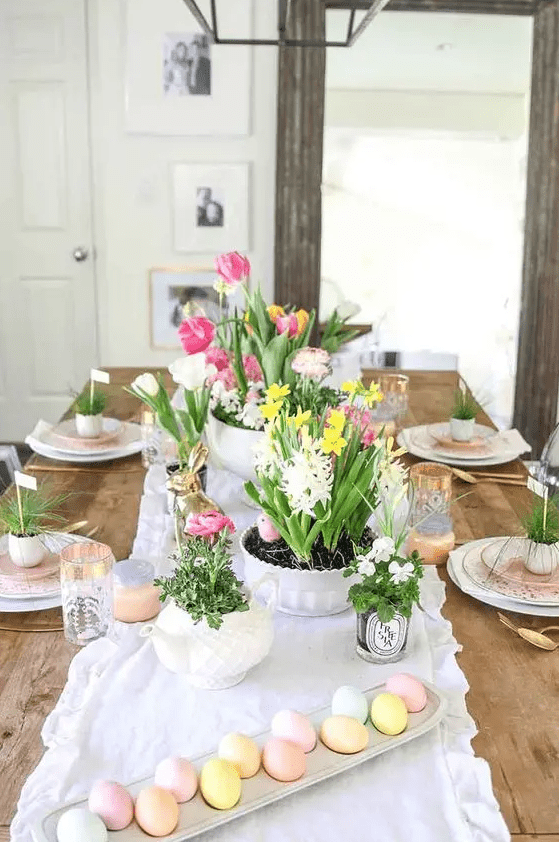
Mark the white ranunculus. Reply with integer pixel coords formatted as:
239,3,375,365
131,372,158,397
169,354,207,390
335,300,361,321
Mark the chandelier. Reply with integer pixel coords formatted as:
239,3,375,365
180,0,391,47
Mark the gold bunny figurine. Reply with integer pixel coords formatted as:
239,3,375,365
166,442,223,518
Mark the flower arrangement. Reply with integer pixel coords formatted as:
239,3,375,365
320,302,362,354
244,378,398,568
154,511,247,630
0,486,68,537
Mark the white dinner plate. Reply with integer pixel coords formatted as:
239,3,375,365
0,593,61,613
447,539,559,617
398,425,526,468
26,422,142,463
0,532,93,601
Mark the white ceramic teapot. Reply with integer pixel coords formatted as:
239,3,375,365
140,576,276,689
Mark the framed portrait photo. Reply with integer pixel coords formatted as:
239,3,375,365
125,0,252,136
172,163,250,253
149,267,242,350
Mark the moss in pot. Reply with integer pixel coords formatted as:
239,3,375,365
73,389,107,438
241,381,407,616
0,486,68,568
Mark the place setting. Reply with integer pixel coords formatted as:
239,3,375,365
25,371,143,465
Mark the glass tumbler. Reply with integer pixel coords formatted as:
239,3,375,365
407,462,455,565
60,542,115,645
369,373,409,434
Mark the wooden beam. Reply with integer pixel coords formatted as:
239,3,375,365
325,0,539,12
274,0,326,322
513,1,559,456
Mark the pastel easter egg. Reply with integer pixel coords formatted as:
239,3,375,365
257,513,281,543
200,758,241,810
331,685,369,723
218,732,261,778
88,780,134,831
154,756,198,803
134,786,179,837
386,674,427,713
320,716,369,754
262,737,306,782
57,808,108,842
271,710,316,753
370,692,408,736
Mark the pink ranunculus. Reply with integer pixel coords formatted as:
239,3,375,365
179,317,216,355
205,345,230,372
185,510,236,538
292,347,331,380
215,252,251,288
242,354,263,383
276,313,298,338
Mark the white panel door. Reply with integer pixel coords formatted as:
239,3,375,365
0,0,97,440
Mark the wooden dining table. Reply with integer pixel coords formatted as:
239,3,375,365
0,367,557,842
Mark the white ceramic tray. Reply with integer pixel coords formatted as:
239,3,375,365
32,680,446,842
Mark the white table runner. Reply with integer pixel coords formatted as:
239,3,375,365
12,464,510,842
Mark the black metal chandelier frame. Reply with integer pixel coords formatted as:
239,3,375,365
180,0,390,47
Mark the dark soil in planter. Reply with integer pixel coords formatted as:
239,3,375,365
244,526,375,572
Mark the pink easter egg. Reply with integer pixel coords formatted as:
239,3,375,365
88,780,134,831
257,513,280,543
386,673,427,713
154,756,198,803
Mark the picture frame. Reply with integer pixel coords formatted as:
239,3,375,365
149,267,243,350
172,163,250,253
124,0,252,136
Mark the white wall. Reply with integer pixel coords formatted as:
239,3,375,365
88,0,277,369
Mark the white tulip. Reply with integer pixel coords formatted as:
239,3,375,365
335,300,361,321
131,372,158,397
169,354,207,390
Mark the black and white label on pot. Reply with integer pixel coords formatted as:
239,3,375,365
364,613,407,657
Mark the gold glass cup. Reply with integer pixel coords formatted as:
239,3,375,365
407,462,455,565
60,542,114,645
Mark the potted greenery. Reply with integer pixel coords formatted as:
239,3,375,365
240,379,405,617
140,512,275,689
73,389,107,438
517,494,559,575
0,487,67,567
450,388,480,442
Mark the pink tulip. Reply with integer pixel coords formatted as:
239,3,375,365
275,313,298,338
178,317,215,355
185,510,236,538
215,252,251,288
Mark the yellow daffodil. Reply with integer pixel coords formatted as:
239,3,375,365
385,435,407,458
341,380,359,395
267,304,285,323
323,426,342,443
321,435,347,456
327,409,346,432
266,383,291,402
363,384,383,407
293,407,311,430
260,401,283,421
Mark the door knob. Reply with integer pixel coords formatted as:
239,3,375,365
72,246,89,262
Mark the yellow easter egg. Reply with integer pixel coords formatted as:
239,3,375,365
200,758,241,810
370,692,408,736
218,733,261,779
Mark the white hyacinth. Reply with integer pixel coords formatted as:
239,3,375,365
388,560,415,584
280,446,333,516
253,436,280,479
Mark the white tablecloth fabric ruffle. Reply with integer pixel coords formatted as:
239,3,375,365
12,464,510,842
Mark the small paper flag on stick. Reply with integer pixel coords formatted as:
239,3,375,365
14,471,37,534
14,471,37,491
90,369,110,384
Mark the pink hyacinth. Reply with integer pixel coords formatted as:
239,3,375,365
243,354,263,383
205,345,230,372
206,364,238,391
215,252,251,288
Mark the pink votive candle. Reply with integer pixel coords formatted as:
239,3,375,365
407,528,455,566
113,559,161,623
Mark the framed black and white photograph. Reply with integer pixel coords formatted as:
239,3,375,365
163,33,211,97
149,268,243,350
173,164,249,253
125,0,252,136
